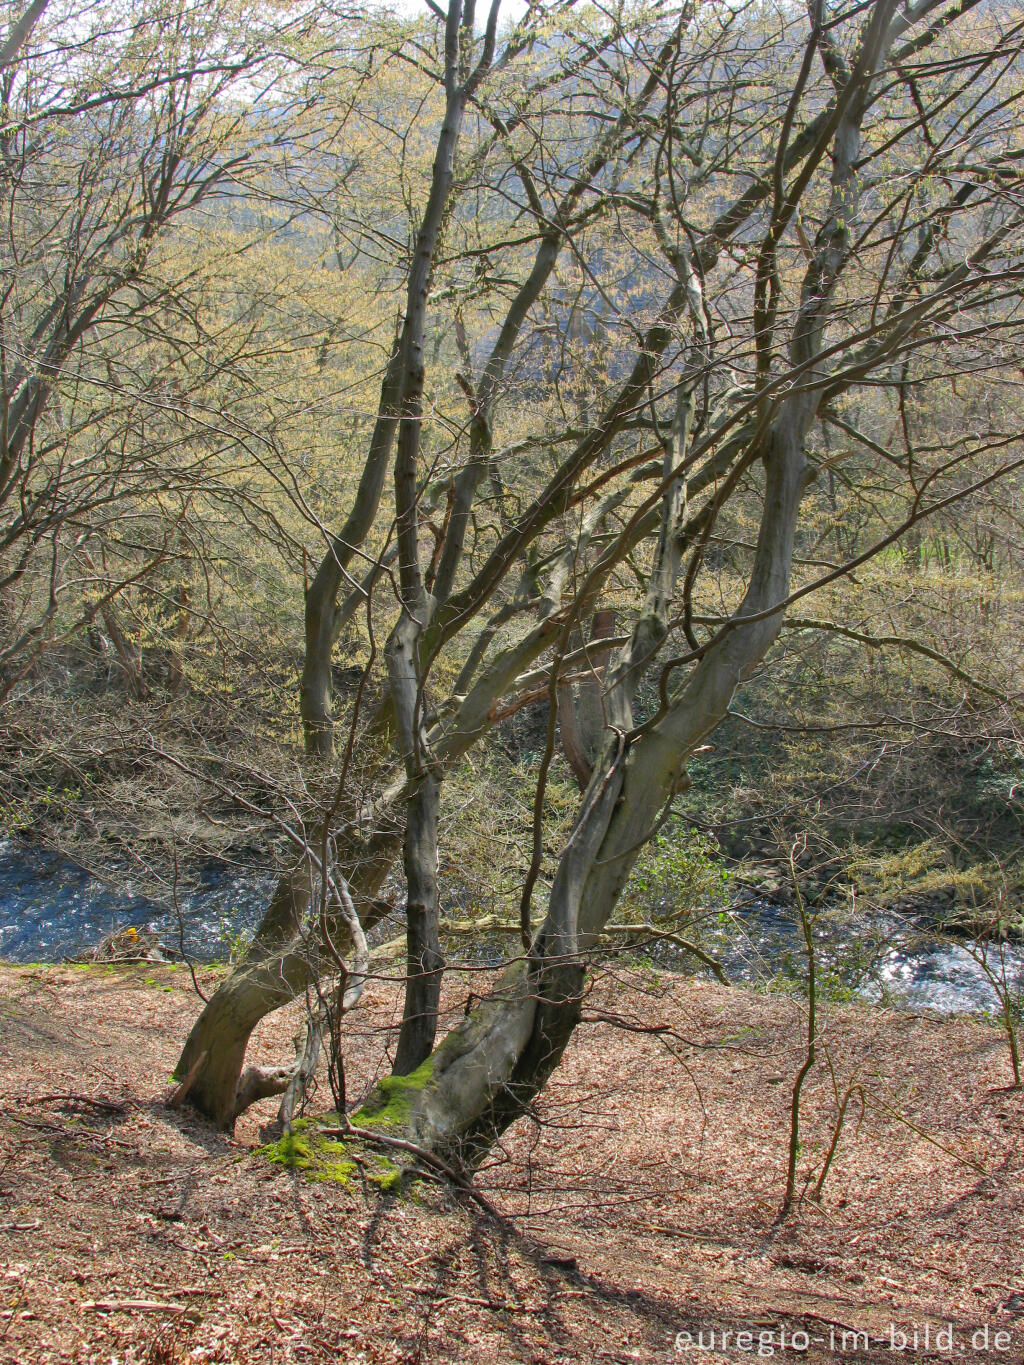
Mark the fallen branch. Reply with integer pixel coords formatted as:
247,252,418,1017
409,1285,541,1312
600,924,729,983
320,1120,511,1226
7,1113,134,1150
27,1093,130,1114
83,1300,190,1315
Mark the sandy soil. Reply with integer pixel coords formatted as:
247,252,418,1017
0,961,1021,1364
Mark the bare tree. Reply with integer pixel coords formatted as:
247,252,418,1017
170,0,1024,1174
0,0,322,694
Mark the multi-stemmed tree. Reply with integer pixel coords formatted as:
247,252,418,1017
162,0,1024,1160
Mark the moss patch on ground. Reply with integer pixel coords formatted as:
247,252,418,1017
258,1121,357,1185
257,1121,407,1190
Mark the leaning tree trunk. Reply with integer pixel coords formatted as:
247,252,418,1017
173,828,399,1126
188,0,488,1116
173,0,922,1156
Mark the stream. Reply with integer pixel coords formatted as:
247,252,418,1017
0,838,272,965
695,898,1024,1015
0,839,1021,1016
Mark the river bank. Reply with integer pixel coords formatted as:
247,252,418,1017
0,962,1021,1364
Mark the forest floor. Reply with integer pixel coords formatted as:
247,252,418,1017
0,961,1022,1365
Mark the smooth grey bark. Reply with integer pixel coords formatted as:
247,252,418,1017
177,0,501,1114
301,0,502,754
300,344,403,756
174,308,798,1126
575,609,617,763
556,671,592,788
0,0,49,70
351,3,897,1166
358,407,811,1169
170,478,640,1126
174,832,398,1126
382,0,493,1067
300,17,680,755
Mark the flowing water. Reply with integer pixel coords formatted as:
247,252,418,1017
696,899,1024,1015
0,838,272,964
1,839,1021,1016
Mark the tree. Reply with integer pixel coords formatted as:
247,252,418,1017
161,0,1024,1164
0,0,327,696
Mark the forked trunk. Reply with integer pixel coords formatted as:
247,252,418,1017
350,428,809,1165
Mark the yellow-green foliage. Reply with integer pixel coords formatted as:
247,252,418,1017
854,837,950,891
850,840,1024,925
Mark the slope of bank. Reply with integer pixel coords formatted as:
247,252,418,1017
0,963,1021,1364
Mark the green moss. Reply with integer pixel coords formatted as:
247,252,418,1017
261,1130,314,1170
256,1122,355,1185
309,1137,357,1184
255,1071,436,1193
371,1166,402,1193
366,1151,403,1192
309,1157,357,1185
350,1056,435,1131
